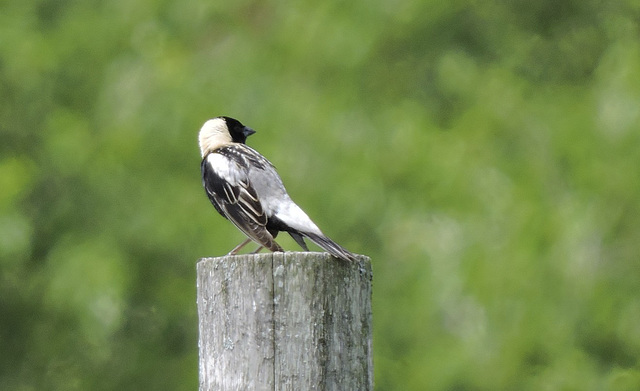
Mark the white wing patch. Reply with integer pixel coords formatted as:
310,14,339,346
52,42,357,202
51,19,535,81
206,153,245,187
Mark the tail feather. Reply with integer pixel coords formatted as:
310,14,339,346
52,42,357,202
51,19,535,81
304,232,357,262
288,232,310,251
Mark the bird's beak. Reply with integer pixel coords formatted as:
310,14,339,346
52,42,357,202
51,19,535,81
243,127,256,137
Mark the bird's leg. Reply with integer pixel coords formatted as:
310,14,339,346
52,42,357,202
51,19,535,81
227,238,252,255
250,245,264,254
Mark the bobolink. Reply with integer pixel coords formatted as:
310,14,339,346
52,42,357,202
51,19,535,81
199,116,356,262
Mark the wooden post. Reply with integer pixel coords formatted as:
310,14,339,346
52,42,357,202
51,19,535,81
197,252,373,391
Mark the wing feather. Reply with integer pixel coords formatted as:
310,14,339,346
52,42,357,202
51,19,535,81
202,146,282,252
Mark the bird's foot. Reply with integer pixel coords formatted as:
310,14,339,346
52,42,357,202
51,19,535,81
227,238,252,256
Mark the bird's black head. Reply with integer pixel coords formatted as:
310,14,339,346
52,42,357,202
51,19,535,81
223,116,256,144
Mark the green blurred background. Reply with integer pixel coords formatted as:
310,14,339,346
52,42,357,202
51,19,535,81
2,0,640,390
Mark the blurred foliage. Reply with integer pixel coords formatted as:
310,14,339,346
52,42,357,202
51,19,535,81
1,0,640,390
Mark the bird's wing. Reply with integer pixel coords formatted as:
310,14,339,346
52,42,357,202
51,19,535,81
201,159,227,218
202,145,282,252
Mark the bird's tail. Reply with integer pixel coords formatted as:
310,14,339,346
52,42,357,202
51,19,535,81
304,232,357,262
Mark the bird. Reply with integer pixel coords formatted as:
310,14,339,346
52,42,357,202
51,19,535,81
199,116,356,262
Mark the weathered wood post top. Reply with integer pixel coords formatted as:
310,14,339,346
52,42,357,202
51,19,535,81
197,251,373,391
